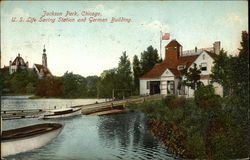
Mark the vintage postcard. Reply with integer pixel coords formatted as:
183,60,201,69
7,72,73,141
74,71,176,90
0,1,248,160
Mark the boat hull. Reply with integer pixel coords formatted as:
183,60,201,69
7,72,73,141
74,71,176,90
1,123,63,157
43,108,82,119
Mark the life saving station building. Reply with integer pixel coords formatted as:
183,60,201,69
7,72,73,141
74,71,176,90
139,40,223,98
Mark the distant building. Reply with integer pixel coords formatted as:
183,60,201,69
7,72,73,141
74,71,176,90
33,46,52,78
9,53,29,74
139,39,223,97
6,45,52,78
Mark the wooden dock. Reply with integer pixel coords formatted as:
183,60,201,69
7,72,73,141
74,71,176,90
1,94,164,119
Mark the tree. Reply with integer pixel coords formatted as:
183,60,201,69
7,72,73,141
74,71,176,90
117,52,133,97
211,31,249,97
86,76,99,98
235,31,249,97
182,64,203,90
99,68,119,98
132,55,141,94
62,72,87,98
9,68,38,94
35,77,63,97
211,49,232,95
140,46,160,75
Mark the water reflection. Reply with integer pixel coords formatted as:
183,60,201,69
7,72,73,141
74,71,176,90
2,96,174,160
97,112,173,160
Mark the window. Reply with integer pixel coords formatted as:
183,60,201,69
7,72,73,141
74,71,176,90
201,63,207,71
177,65,186,70
146,81,150,89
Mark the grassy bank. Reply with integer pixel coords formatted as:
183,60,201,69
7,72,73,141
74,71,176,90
127,92,248,159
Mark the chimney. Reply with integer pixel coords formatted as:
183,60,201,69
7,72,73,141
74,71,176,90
18,53,20,57
9,60,12,66
26,61,29,68
195,47,197,52
213,41,221,55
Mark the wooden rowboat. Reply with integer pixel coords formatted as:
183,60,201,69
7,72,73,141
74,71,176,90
42,108,82,119
1,123,63,157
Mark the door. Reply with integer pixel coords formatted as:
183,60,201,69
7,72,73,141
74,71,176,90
150,81,160,95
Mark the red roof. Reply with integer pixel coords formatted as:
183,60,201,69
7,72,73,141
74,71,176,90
34,64,52,76
140,44,217,79
11,56,27,67
166,40,182,48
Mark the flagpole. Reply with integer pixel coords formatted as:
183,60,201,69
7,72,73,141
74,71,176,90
160,30,162,60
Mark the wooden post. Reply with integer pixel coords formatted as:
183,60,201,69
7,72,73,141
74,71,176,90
112,89,115,100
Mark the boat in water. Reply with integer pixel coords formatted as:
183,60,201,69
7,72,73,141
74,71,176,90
41,108,82,119
1,123,63,157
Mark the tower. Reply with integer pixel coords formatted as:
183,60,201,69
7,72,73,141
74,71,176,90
164,40,182,67
42,45,47,68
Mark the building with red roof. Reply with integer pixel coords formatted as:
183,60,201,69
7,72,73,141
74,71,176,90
9,53,29,74
33,46,52,78
7,46,52,78
139,40,223,97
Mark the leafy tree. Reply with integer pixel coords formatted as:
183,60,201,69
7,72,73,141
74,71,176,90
211,31,248,98
140,45,160,75
132,55,141,94
182,64,203,90
62,72,87,98
0,67,11,94
211,49,233,95
98,68,119,98
35,77,63,97
9,68,38,94
235,31,249,97
86,76,99,98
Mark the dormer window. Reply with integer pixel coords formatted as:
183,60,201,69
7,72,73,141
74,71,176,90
201,63,207,71
177,65,186,70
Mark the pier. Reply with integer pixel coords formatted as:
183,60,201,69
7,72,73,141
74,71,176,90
1,94,165,120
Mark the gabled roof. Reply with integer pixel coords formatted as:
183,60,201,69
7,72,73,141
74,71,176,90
166,40,182,48
177,54,199,67
168,68,181,76
11,56,27,67
140,51,217,79
34,64,52,76
140,63,168,79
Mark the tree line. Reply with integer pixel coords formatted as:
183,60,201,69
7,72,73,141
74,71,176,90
1,31,248,100
0,45,161,98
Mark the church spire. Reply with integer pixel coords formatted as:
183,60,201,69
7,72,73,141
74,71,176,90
42,45,47,68
43,45,46,53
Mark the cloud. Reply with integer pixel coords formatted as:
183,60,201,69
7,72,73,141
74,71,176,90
141,20,169,31
94,4,116,14
8,7,30,18
216,13,243,25
225,13,242,23
95,4,105,10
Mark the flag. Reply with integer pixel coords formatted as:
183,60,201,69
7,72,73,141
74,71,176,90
162,33,170,40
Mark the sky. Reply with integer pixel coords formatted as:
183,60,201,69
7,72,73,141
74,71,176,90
1,1,248,77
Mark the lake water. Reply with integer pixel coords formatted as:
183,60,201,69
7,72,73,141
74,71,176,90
1,96,174,160
1,96,106,110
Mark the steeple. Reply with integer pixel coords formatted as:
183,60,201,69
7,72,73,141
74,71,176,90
42,45,47,68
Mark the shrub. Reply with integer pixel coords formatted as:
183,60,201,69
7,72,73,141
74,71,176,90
194,85,221,108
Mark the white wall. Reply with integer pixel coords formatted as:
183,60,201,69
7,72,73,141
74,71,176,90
213,82,223,96
160,69,175,95
191,51,214,76
139,78,160,95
